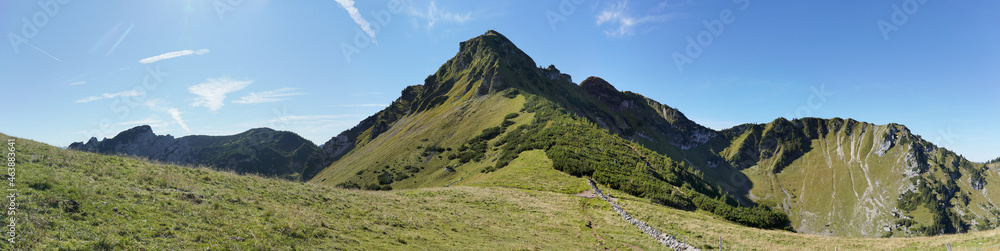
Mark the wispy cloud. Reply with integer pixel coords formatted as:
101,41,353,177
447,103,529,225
139,49,209,64
334,0,378,43
167,108,190,132
597,1,675,37
189,78,252,112
139,99,191,132
232,88,305,104
266,115,356,123
408,1,472,30
68,81,86,86
75,90,143,103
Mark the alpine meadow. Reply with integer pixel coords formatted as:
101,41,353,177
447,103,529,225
2,1,999,250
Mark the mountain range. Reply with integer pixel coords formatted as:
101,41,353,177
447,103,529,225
69,125,318,180
69,30,1000,238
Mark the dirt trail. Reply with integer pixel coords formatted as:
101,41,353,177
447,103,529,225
574,190,599,199
588,179,699,251
581,199,645,251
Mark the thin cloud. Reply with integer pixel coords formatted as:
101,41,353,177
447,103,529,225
233,88,305,104
75,90,143,103
334,0,378,43
139,99,191,132
68,81,86,86
139,49,209,64
189,78,252,112
265,115,364,124
597,1,675,37
408,1,472,29
168,108,191,132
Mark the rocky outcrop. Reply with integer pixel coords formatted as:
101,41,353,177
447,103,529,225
68,125,193,163
875,124,900,157
539,64,572,83
578,76,716,150
303,130,361,181
588,179,698,251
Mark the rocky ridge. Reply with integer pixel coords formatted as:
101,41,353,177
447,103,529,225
69,125,319,178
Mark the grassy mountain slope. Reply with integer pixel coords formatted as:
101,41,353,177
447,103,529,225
5,133,1000,250
311,92,530,190
684,118,1000,237
308,30,792,231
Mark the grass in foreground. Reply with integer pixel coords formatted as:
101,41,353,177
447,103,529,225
2,133,662,250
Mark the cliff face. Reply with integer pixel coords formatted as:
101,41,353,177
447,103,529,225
69,125,319,179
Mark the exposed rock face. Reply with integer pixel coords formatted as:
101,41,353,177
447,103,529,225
579,76,716,150
302,128,362,182
540,65,572,83
68,125,193,163
875,124,899,157
69,125,318,178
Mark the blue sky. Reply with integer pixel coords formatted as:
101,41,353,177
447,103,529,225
1,0,998,161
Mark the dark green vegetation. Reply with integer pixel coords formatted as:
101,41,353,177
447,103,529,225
70,126,318,180
987,156,1000,164
488,95,791,229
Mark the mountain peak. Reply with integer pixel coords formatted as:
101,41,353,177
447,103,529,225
459,30,516,53
452,30,536,73
110,125,157,143
580,76,618,93
126,124,154,134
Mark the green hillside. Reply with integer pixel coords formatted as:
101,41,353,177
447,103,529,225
184,128,318,179
686,118,1000,237
5,133,1000,250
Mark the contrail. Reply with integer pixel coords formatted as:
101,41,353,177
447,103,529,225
24,42,61,62
107,23,134,56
